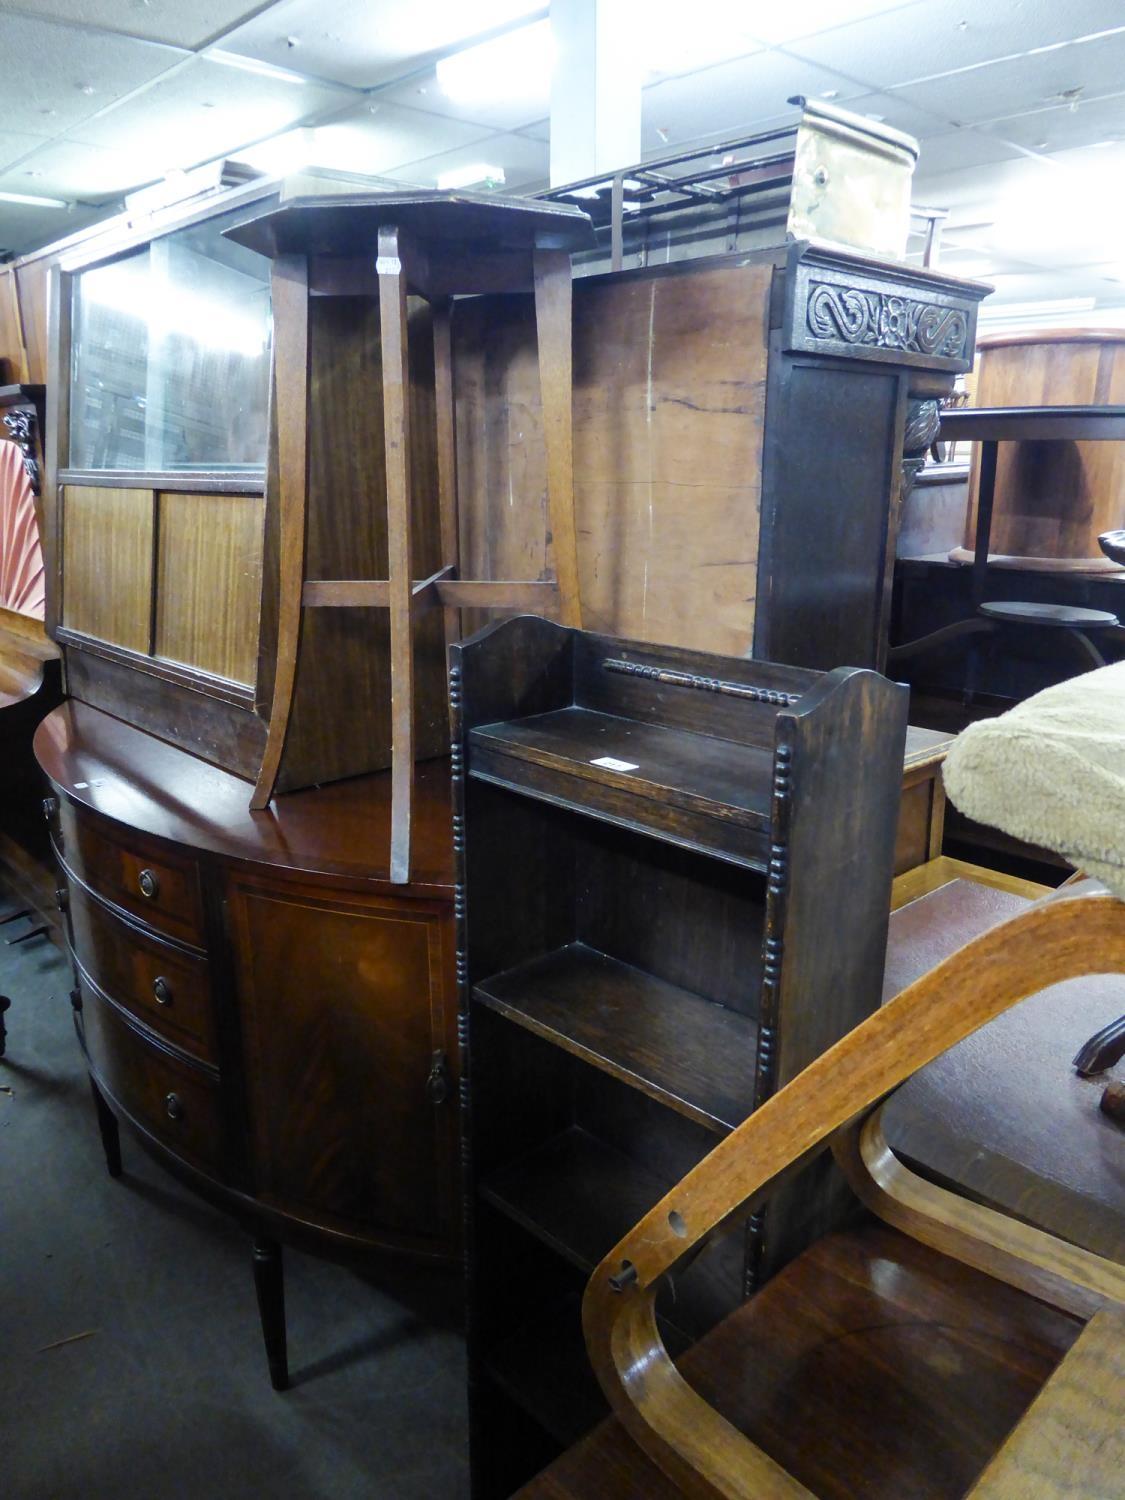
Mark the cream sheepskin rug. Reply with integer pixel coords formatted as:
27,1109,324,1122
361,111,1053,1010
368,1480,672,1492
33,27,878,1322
942,661,1125,900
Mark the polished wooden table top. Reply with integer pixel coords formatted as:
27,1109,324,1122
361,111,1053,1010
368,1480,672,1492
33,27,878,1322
35,700,457,893
940,405,1125,442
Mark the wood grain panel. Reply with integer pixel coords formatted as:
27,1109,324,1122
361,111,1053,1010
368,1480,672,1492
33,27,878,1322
155,490,263,685
0,268,27,381
276,292,449,793
80,974,223,1173
230,876,457,1248
454,259,771,653
62,485,154,651
14,257,49,385
964,334,1125,563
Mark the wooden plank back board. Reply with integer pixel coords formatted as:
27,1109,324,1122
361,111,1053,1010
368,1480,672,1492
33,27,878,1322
453,258,772,655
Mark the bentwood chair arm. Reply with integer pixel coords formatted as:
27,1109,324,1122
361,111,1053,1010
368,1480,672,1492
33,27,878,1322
581,887,1125,1500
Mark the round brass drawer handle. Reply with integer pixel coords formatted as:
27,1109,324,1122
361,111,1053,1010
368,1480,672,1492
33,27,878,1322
152,976,173,1007
138,868,160,900
165,1092,184,1122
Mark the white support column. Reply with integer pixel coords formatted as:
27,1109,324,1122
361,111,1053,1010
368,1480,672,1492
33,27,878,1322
550,0,642,187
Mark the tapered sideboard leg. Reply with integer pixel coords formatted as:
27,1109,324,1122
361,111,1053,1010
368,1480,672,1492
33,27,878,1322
252,1236,289,1391
89,1077,122,1178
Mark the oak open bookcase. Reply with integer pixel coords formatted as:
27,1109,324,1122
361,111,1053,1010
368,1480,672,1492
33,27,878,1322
451,615,911,1497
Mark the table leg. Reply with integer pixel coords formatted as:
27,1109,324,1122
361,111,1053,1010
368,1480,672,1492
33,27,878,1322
972,439,999,610
252,1236,289,1391
89,1077,122,1178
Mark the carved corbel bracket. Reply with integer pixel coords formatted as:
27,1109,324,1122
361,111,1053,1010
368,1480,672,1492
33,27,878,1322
2,405,39,494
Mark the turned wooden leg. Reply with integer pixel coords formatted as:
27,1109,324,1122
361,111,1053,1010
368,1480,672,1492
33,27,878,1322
89,1077,122,1178
252,1237,289,1391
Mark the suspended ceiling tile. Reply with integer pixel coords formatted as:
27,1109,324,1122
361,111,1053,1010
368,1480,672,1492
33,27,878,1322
220,0,544,90
0,129,57,171
0,137,171,202
384,132,549,192
985,91,1125,152
376,67,549,135
641,49,867,154
299,104,498,176
912,126,1028,176
0,12,186,136
897,32,1125,126
784,0,1125,92
68,55,352,169
747,0,925,48
842,90,957,141
515,118,549,143
4,1,275,50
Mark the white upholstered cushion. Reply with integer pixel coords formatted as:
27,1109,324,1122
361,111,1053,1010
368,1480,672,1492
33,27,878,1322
941,662,1125,900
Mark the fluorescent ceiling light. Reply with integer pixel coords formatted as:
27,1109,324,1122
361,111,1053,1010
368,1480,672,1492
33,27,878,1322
208,49,307,85
437,162,506,190
436,20,554,104
0,190,67,208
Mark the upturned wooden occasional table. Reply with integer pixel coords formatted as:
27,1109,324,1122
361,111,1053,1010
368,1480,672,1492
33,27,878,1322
890,405,1125,671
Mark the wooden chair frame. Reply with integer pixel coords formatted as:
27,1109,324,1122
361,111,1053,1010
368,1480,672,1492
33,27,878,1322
582,884,1125,1499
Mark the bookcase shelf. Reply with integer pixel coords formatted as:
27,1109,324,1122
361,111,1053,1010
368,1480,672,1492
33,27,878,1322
469,705,776,868
474,943,759,1134
479,1125,673,1275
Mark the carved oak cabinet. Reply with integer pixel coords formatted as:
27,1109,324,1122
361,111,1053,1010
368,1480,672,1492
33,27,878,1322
37,702,459,1388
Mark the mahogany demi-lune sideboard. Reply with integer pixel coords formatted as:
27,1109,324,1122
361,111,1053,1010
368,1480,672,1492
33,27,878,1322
35,700,459,1389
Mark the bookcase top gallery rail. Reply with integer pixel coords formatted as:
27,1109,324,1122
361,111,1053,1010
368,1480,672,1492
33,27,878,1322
460,620,891,871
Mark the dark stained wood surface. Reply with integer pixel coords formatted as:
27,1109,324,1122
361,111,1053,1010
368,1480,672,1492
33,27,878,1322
225,190,594,265
66,878,216,1062
882,878,1029,1002
941,406,1125,442
57,794,206,949
228,871,458,1250
480,1126,670,1275
475,942,759,1135
35,700,456,893
882,879,1125,1262
514,1222,1082,1500
78,967,224,1175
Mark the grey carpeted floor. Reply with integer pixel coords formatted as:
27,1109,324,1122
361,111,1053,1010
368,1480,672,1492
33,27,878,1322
0,902,469,1499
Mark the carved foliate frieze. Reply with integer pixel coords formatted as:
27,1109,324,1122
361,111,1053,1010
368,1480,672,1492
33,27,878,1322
783,243,987,372
806,283,970,361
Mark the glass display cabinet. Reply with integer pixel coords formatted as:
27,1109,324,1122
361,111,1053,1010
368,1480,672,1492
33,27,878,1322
48,202,275,767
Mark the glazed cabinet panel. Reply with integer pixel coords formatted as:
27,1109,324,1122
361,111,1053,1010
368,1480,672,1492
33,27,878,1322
227,876,459,1255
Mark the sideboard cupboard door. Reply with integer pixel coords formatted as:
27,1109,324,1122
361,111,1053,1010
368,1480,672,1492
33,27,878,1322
226,877,459,1259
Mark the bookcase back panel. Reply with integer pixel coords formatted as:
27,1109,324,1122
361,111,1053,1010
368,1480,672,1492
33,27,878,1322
154,490,263,685
62,484,153,652
575,821,765,1015
453,258,772,653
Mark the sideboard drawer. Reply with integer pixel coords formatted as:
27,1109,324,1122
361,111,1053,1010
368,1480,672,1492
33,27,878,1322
79,978,223,1173
68,882,216,1063
59,800,205,948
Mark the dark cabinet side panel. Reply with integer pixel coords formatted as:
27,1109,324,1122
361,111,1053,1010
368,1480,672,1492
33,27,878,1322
757,357,902,671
